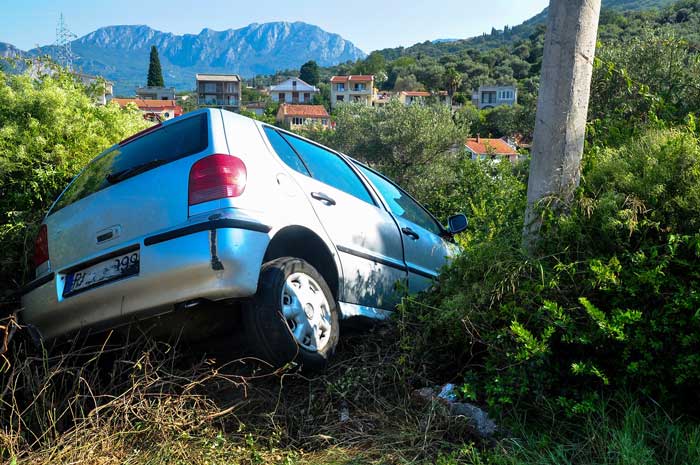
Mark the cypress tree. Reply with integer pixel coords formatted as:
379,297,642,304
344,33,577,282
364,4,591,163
147,45,165,87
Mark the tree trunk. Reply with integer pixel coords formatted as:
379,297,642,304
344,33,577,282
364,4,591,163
523,0,602,249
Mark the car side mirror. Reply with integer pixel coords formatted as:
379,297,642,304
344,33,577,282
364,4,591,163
447,214,468,234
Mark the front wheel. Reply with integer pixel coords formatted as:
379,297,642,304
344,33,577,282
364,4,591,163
243,257,339,372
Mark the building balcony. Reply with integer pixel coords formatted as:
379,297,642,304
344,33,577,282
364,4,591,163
198,98,240,107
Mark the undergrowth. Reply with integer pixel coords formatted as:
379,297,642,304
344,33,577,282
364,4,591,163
1,315,698,465
0,319,485,464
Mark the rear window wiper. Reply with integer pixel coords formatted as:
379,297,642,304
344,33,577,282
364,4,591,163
106,159,168,184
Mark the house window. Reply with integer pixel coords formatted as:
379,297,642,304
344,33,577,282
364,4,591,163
204,83,216,93
278,93,286,102
292,92,299,102
354,83,366,91
292,117,304,125
498,90,514,100
304,93,310,102
292,80,297,86
336,95,344,102
321,119,328,126
336,83,345,92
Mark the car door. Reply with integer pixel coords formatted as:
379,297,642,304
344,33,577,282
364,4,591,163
356,164,453,294
262,127,407,310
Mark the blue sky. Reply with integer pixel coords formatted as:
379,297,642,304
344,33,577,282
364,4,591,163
2,0,549,53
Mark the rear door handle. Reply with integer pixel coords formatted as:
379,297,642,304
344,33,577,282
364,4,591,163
401,227,420,240
311,191,336,206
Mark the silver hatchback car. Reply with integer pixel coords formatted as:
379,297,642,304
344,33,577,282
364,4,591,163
21,109,467,368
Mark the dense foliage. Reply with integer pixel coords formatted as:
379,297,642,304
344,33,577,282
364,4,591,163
298,60,320,86
398,127,700,412
0,63,149,296
386,19,700,411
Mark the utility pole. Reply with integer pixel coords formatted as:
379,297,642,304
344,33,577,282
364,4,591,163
523,0,602,248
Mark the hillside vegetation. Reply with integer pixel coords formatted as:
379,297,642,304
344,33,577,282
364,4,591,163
288,0,700,144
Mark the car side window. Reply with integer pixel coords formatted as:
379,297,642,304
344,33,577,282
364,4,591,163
263,126,310,176
358,164,443,236
281,134,374,205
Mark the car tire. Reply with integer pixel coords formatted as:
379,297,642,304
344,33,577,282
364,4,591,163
243,257,339,372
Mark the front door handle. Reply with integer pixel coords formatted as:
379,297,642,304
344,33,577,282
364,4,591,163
401,227,420,240
311,191,336,206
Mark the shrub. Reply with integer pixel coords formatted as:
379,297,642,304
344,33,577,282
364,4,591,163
401,128,700,411
0,64,149,294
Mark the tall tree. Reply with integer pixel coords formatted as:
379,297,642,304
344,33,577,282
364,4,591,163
523,0,601,248
299,60,320,86
147,45,165,87
445,67,462,98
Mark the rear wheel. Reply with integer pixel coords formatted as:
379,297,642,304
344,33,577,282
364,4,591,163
243,257,339,371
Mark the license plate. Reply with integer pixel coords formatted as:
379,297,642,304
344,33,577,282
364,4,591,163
64,249,140,296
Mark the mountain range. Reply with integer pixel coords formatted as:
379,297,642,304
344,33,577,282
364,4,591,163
1,22,365,94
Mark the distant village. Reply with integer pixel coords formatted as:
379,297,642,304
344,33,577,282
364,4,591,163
86,68,521,162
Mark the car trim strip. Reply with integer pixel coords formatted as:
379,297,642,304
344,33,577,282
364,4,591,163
336,245,407,272
406,265,439,280
143,219,271,247
20,272,55,296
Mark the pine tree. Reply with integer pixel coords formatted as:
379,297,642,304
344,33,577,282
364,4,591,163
147,45,164,87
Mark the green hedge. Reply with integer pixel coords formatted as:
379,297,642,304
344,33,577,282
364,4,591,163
401,128,700,412
0,64,149,295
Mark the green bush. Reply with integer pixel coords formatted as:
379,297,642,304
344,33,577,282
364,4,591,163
0,64,149,294
401,128,700,411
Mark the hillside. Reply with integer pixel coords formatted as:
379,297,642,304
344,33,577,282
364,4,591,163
376,0,676,60
25,22,365,94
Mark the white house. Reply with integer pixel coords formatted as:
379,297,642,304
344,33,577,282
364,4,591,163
270,78,319,104
471,85,518,109
276,104,330,130
465,137,519,163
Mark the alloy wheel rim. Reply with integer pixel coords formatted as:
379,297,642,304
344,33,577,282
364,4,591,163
281,272,332,352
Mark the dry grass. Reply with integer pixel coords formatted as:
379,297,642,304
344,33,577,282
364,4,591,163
0,316,477,464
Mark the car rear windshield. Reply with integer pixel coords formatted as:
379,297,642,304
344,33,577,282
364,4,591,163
50,113,208,214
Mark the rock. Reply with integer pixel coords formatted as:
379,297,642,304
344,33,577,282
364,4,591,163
412,384,498,438
339,400,350,423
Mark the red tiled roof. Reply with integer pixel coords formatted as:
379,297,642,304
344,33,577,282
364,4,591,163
402,91,431,97
278,104,329,118
112,98,183,118
330,75,374,83
113,98,180,111
465,138,518,155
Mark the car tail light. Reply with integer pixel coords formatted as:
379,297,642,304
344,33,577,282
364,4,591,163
188,154,247,206
33,224,49,267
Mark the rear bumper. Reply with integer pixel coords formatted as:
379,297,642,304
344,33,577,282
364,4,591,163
20,221,271,340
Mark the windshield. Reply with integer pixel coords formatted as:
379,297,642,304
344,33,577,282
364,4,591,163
50,113,208,214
